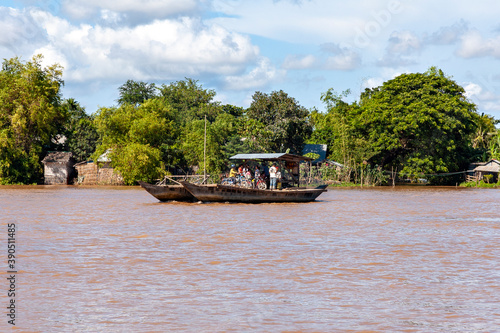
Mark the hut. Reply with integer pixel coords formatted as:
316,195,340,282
473,159,500,183
74,150,123,185
41,152,75,185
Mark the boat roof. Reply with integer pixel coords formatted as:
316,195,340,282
230,153,313,162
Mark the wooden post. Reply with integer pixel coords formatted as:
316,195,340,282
204,115,207,181
392,167,395,187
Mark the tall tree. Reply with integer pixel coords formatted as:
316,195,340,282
357,67,479,183
489,130,500,160
245,90,312,154
117,80,157,106
158,78,219,123
0,55,65,184
59,98,100,162
93,99,178,184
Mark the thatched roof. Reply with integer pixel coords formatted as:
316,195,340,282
42,152,74,164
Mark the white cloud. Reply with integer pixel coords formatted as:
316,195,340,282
100,9,123,25
61,0,200,21
361,77,384,90
361,68,405,90
426,20,469,45
321,43,362,71
387,30,421,54
457,30,500,59
27,10,259,82
464,83,483,99
224,58,285,90
0,7,47,54
465,82,499,101
282,44,361,71
464,81,500,114
282,55,317,70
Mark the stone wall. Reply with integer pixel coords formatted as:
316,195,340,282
75,162,124,185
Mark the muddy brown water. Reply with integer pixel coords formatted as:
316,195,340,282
1,185,499,332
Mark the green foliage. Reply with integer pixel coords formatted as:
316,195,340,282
109,143,165,185
472,113,498,150
304,152,320,160
460,179,499,188
93,99,176,183
483,174,493,184
180,111,244,176
245,90,312,154
0,55,65,184
315,89,370,165
356,67,480,184
58,99,99,162
489,130,500,160
117,80,157,106
158,78,218,123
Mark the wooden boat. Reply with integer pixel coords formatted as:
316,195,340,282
138,181,195,202
180,181,327,203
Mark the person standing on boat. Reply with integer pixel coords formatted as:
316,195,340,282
254,166,261,179
253,166,261,189
269,164,278,190
276,168,282,189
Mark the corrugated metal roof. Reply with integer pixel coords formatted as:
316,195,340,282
474,159,500,173
230,153,312,162
97,149,112,162
42,151,73,164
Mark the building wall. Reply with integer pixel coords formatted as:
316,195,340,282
44,163,71,185
75,162,124,185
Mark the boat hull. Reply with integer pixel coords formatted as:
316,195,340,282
138,181,195,201
180,182,327,203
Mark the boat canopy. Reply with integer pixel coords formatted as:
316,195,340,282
230,153,313,163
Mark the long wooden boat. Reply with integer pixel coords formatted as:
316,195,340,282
180,181,327,203
138,181,195,202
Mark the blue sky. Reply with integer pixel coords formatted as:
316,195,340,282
2,0,500,121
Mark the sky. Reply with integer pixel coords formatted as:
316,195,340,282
2,0,500,121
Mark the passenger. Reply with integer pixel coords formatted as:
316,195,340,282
269,164,277,190
276,167,282,189
263,164,269,178
254,166,261,179
229,164,237,181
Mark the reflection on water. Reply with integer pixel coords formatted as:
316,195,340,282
1,186,500,332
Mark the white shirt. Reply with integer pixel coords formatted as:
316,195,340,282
269,166,277,178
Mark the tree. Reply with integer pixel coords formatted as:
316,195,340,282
489,130,500,160
117,80,157,106
93,99,177,184
309,89,369,165
108,143,165,185
245,90,312,154
180,107,246,176
58,99,99,162
471,113,498,150
357,67,479,183
158,78,219,123
0,55,65,184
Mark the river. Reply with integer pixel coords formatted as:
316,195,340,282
1,185,499,332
